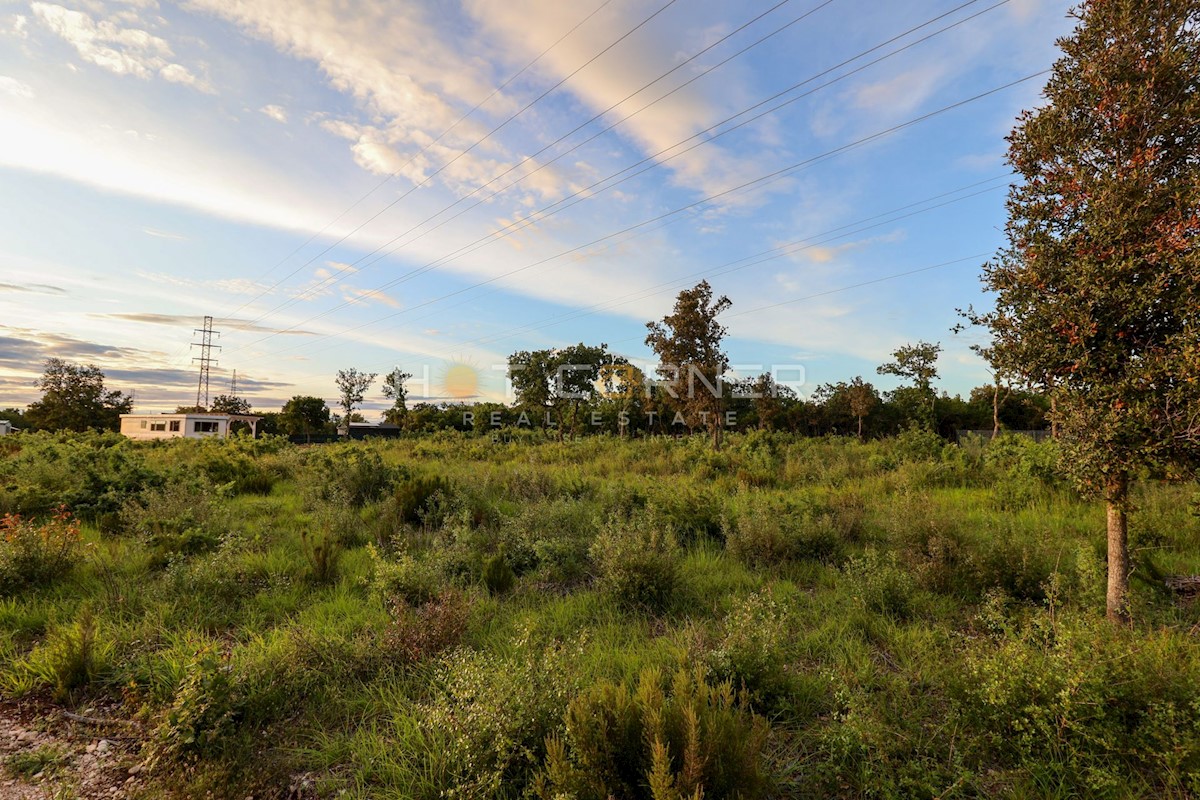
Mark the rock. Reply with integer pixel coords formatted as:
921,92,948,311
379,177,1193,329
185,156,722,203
127,764,143,776
97,739,111,753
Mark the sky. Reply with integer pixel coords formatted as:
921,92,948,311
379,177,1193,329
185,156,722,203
0,0,1078,416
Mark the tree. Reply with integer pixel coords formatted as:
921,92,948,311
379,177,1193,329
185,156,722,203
0,407,28,430
846,377,879,439
645,281,731,449
508,344,615,439
382,368,413,426
334,368,376,435
876,341,941,427
25,359,132,432
279,395,330,441
973,0,1200,621
210,394,251,415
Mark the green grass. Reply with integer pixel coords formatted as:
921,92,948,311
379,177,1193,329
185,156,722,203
0,431,1198,798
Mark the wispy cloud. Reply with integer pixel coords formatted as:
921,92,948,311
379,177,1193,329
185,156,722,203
0,76,34,99
95,312,320,336
0,282,66,295
260,103,288,123
141,227,188,240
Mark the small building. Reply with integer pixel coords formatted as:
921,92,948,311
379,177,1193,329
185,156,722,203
0,420,14,435
120,413,262,440
347,421,403,439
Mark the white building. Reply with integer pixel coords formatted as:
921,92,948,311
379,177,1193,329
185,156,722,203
120,413,262,440
0,420,13,435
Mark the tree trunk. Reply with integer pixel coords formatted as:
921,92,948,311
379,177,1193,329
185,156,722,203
992,383,1001,438
857,414,863,439
1105,471,1131,623
1050,395,1059,438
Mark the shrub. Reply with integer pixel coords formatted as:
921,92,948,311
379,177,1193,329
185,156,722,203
723,503,843,570
299,525,342,585
388,474,452,526
960,613,1200,793
0,508,82,594
19,607,107,701
422,636,580,796
314,448,398,507
481,553,515,595
147,645,240,770
120,483,224,566
383,589,471,664
589,513,681,613
844,549,919,620
367,545,440,607
534,666,772,800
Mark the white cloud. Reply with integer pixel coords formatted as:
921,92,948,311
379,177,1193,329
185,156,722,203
0,76,35,99
31,2,212,92
260,103,287,123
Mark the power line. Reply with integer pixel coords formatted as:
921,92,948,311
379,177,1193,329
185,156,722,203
243,0,987,328
272,174,1011,385
226,0,687,323
227,69,1045,363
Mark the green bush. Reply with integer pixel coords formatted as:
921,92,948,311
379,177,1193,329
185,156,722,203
421,637,580,796
147,645,240,769
383,589,471,664
17,607,108,701
367,545,440,606
960,614,1200,793
0,508,82,594
313,447,398,507
723,503,843,569
844,549,919,620
534,666,772,800
481,553,515,595
388,474,452,526
299,525,342,585
589,512,682,613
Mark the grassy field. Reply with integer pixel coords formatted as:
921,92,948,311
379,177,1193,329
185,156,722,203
1,429,1199,799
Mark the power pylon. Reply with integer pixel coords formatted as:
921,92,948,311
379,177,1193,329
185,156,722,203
192,316,221,408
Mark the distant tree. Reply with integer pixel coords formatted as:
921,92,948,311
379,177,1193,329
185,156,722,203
645,281,731,449
175,405,207,413
508,343,615,439
334,368,377,435
279,395,330,441
210,394,252,415
876,341,941,427
381,368,413,426
25,358,132,432
846,377,879,439
0,407,29,430
971,0,1200,621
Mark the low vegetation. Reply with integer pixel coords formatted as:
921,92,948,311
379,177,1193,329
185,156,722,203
0,429,1197,798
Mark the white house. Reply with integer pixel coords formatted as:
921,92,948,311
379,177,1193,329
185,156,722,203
120,413,262,440
0,420,13,435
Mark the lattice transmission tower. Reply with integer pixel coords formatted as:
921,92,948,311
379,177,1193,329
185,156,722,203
191,316,221,408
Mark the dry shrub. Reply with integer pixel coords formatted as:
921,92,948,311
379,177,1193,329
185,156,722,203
383,589,471,664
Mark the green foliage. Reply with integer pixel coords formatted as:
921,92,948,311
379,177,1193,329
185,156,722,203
589,512,682,613
120,482,224,567
4,744,71,778
961,613,1200,793
388,473,452,526
535,666,771,800
844,549,919,620
367,544,439,606
0,508,82,594
421,636,581,796
481,553,515,595
25,358,132,432
723,499,843,569
299,525,342,585
16,607,107,701
147,645,240,769
313,447,397,506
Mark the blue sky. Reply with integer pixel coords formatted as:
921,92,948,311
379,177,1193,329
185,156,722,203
0,0,1076,415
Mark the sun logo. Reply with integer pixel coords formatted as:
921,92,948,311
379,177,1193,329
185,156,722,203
440,359,481,399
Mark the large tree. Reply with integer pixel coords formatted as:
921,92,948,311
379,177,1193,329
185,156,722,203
382,368,413,426
508,343,615,439
279,395,331,441
210,394,251,415
334,368,377,435
974,0,1200,621
876,341,941,427
25,359,132,432
645,281,731,449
